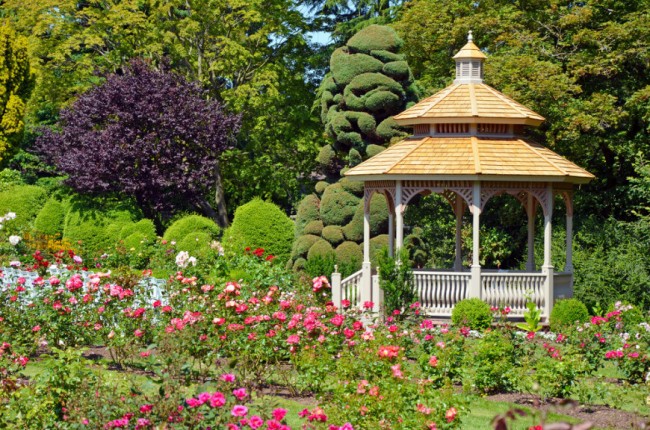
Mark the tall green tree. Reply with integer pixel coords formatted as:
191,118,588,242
0,21,32,164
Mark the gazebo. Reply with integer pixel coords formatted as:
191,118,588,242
331,33,594,321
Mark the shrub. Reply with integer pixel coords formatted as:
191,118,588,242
119,219,156,240
347,24,403,53
163,215,220,243
307,239,335,260
294,194,320,236
177,231,213,259
105,221,132,242
322,225,344,246
292,257,307,272
63,210,113,257
335,241,362,266
330,49,384,86
366,144,385,158
340,178,364,195
0,185,47,231
377,246,414,314
470,330,516,394
320,183,360,226
291,234,321,260
33,197,67,236
317,145,337,169
224,198,294,261
342,193,388,241
550,299,590,332
451,298,493,330
303,220,324,236
314,181,329,195
370,234,389,267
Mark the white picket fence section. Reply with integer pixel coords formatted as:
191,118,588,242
481,272,545,315
413,270,470,316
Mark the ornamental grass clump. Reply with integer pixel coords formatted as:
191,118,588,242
451,298,493,331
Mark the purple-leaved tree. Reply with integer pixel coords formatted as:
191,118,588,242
36,60,241,226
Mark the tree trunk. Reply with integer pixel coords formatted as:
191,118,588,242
214,159,229,228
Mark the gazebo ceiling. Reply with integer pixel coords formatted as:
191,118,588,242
345,136,595,184
393,83,545,127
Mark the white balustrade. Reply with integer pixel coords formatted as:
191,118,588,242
340,269,363,307
413,270,470,316
481,272,545,315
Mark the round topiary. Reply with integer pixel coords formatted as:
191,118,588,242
307,239,335,260
335,241,362,265
63,209,113,257
33,197,67,236
317,145,337,168
314,181,329,195
292,234,321,260
295,194,320,237
320,183,360,226
330,48,384,86
451,298,493,330
340,178,364,196
163,214,220,243
366,144,386,158
303,220,324,236
120,218,156,240
550,299,590,332
0,184,48,232
347,25,403,54
322,225,345,246
123,232,148,252
292,257,307,272
224,198,294,261
177,231,213,258
106,220,132,242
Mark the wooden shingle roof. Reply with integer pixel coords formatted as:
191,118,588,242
393,83,545,126
345,136,594,183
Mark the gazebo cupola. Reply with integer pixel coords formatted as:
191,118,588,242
331,32,595,321
453,31,486,84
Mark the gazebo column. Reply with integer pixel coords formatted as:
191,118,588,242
469,181,482,298
361,190,372,307
395,180,404,252
564,194,574,274
454,196,463,271
526,193,536,272
542,184,554,320
388,212,395,258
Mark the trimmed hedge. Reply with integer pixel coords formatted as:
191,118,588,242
33,197,67,236
322,225,345,246
292,234,321,259
451,298,493,330
340,178,364,196
303,220,324,236
307,239,335,260
295,194,320,237
320,183,360,227
314,181,329,195
163,215,220,243
335,241,362,266
0,185,47,231
224,198,294,261
120,219,156,240
177,231,213,259
347,24,403,53
342,193,389,242
550,299,590,332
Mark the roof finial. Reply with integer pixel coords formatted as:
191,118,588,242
467,30,473,43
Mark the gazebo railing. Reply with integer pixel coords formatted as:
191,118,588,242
481,272,545,315
340,269,363,307
413,270,470,316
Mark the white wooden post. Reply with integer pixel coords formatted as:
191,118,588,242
565,197,574,273
454,196,463,271
361,191,372,307
395,180,404,252
469,181,482,298
542,184,554,320
371,273,381,313
526,193,536,272
388,212,395,258
331,265,342,311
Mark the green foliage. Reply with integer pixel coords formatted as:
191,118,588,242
321,225,344,245
0,168,23,191
177,231,213,260
307,238,335,261
314,181,329,195
33,197,66,236
335,241,362,267
369,234,389,267
516,301,543,332
119,219,156,240
469,331,516,394
291,234,321,260
317,144,337,169
451,298,492,330
341,192,388,241
303,220,324,236
224,198,294,261
347,25,403,53
550,299,590,332
366,144,385,158
339,178,364,195
0,184,47,231
294,194,320,237
163,214,220,243
377,247,414,314
0,22,33,163
319,183,360,226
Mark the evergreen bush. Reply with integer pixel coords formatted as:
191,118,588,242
294,194,320,237
292,234,321,259
550,299,590,332
33,197,67,236
335,241,362,266
322,225,345,246
320,183,360,226
451,298,493,330
307,239,335,260
163,215,220,243
0,185,47,231
314,181,329,195
177,231,213,259
303,220,324,236
224,198,294,261
119,219,156,240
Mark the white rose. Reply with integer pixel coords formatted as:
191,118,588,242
8,235,21,246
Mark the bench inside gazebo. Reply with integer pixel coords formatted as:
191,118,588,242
330,33,594,321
